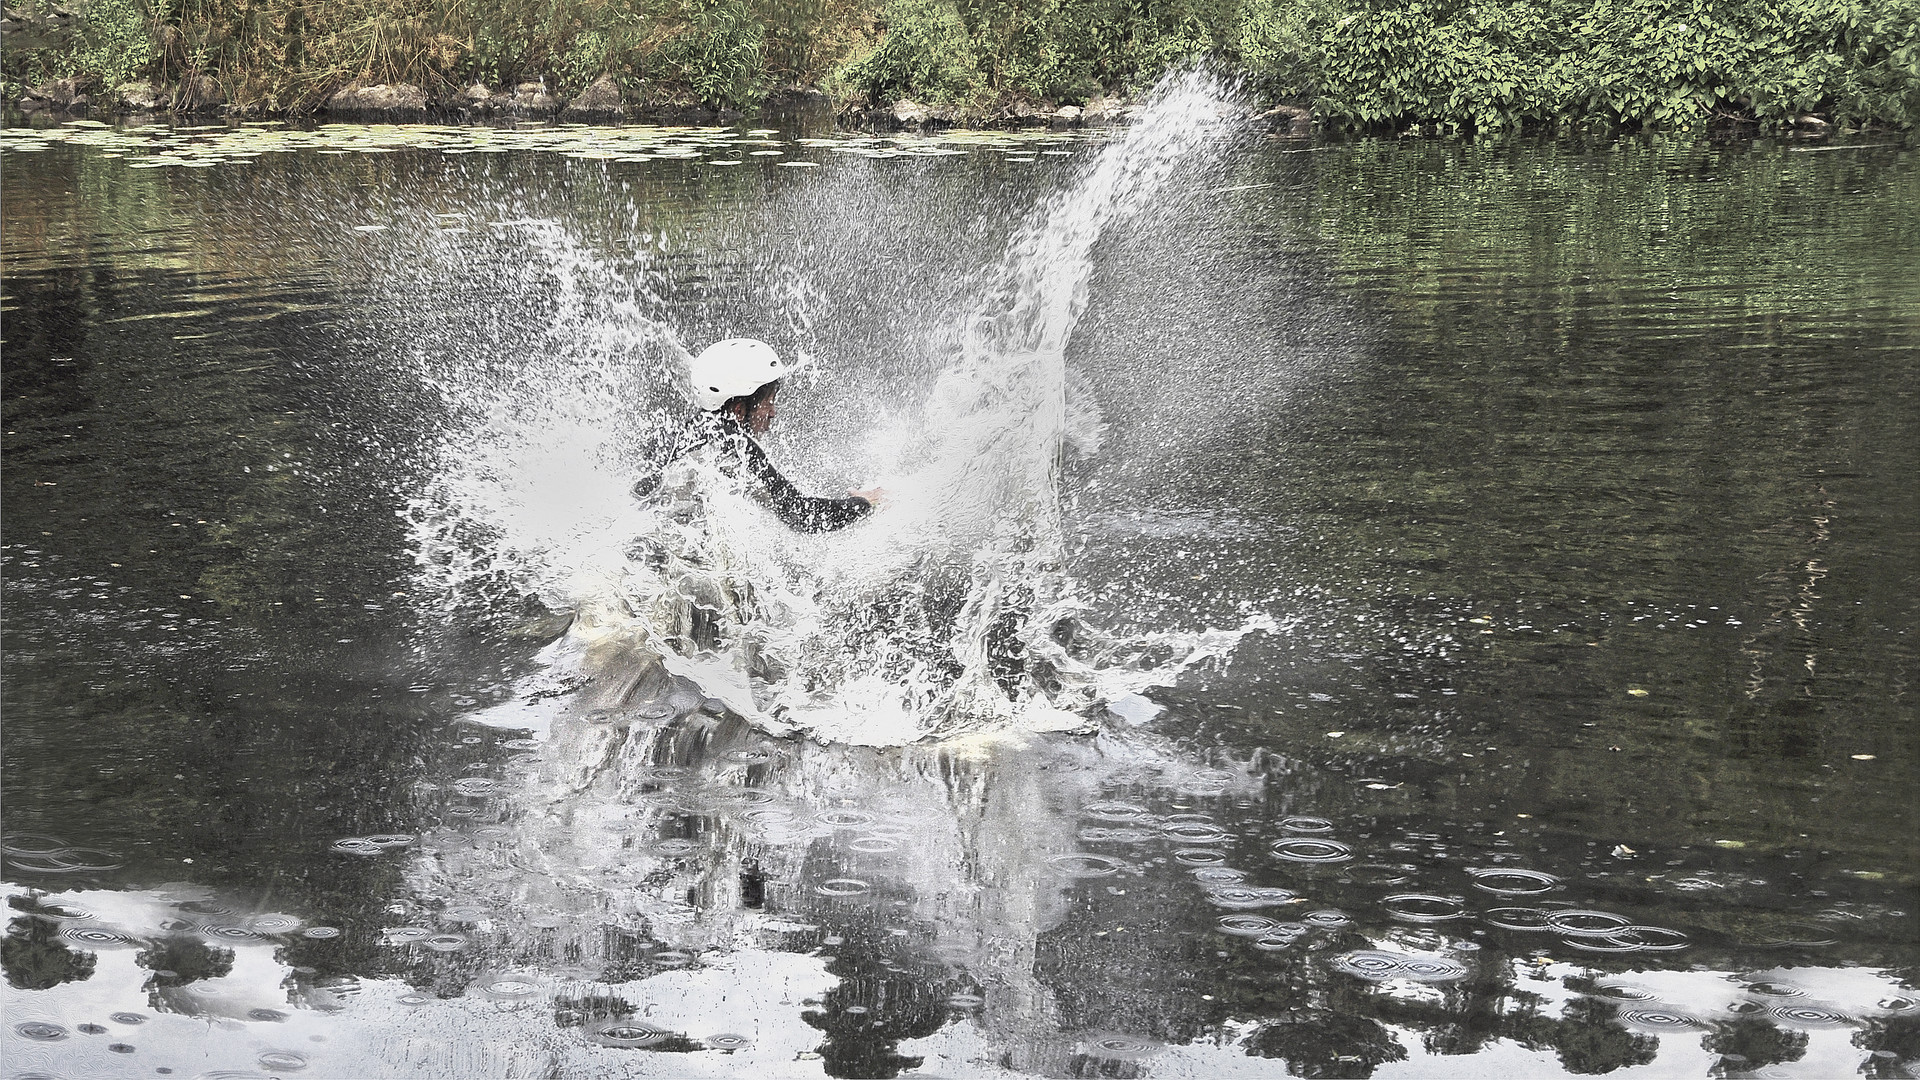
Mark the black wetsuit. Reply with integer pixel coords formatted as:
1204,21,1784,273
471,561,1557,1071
635,412,872,533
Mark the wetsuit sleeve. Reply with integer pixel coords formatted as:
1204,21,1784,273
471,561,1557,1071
737,435,873,533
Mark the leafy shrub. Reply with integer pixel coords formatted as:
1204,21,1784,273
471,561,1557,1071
656,0,769,108
1,0,152,91
836,0,983,102
1299,0,1920,131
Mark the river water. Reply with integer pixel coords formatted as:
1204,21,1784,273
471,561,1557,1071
2,76,1916,1079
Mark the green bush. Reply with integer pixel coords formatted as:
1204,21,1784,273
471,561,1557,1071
836,0,983,101
1297,0,1920,131
1,0,152,92
71,0,153,88
653,0,770,108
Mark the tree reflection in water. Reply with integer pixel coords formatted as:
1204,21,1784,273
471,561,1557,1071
1,895,97,992
802,916,953,1079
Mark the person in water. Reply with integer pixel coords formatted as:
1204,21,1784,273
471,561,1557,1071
637,338,882,532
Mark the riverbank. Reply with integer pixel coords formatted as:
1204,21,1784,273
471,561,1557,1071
6,69,1309,134
4,0,1916,133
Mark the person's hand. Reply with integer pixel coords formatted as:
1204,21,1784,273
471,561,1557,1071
849,486,887,508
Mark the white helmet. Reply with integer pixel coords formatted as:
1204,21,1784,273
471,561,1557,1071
687,338,802,411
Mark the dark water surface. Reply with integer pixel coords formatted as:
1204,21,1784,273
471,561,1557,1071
3,114,1916,1079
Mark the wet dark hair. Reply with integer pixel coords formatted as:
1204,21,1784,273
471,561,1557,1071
721,378,780,418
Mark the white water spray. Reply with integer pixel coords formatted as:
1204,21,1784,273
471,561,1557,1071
403,69,1273,744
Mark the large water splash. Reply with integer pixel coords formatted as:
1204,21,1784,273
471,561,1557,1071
403,68,1273,744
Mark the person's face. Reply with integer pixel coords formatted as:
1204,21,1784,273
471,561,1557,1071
746,387,777,434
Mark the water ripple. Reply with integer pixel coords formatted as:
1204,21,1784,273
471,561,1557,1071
1079,1032,1164,1061
1269,838,1353,863
1619,1008,1705,1031
1047,853,1130,877
1382,893,1467,922
585,1019,675,1048
1467,867,1560,895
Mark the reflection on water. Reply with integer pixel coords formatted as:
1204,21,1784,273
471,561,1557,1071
1,711,1914,1077
3,79,1916,1079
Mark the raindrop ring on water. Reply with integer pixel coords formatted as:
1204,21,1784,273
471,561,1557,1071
1216,913,1284,937
1619,1008,1705,1030
1383,893,1467,922
13,1020,69,1041
1173,847,1227,867
1161,822,1231,844
1081,801,1151,824
1399,956,1469,983
1484,906,1554,931
1047,853,1129,878
1080,1032,1164,1061
1591,982,1658,1001
815,878,872,897
1769,1004,1857,1028
848,836,901,853
1278,816,1334,834
1270,838,1354,863
57,848,125,871
1,834,71,857
302,926,341,939
1331,950,1406,980
1544,909,1633,937
816,809,874,829
1467,867,1560,896
1605,925,1691,952
474,974,543,1001
705,1033,751,1050
1191,867,1246,885
1565,934,1642,953
585,1019,674,1047
62,925,134,946
1205,886,1297,909
1303,909,1353,927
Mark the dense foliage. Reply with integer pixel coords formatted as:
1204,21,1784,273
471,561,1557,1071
3,0,1916,128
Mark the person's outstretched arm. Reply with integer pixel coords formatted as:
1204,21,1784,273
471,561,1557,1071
735,434,873,533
